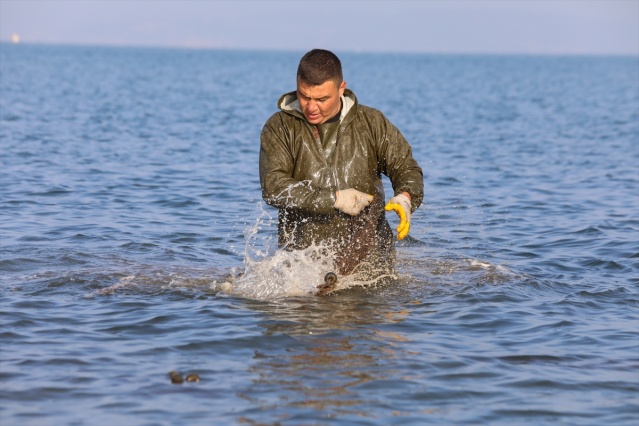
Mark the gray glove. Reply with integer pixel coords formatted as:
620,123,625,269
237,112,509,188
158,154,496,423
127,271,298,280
334,188,374,216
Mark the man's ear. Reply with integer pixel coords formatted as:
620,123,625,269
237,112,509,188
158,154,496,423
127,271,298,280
339,80,346,96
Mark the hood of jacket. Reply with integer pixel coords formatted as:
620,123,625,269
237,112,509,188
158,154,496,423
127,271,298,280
277,88,358,127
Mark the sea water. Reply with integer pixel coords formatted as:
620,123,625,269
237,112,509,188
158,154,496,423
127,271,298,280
1,44,638,425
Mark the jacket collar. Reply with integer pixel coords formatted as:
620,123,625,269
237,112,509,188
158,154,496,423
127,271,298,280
277,89,358,126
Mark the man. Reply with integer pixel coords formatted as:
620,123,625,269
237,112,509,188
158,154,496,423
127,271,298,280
259,49,423,280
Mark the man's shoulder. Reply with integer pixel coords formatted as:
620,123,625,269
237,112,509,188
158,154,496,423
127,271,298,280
352,103,391,127
356,103,383,116
264,110,297,126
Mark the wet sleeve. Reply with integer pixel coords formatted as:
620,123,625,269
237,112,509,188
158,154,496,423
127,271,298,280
377,116,424,212
259,116,336,214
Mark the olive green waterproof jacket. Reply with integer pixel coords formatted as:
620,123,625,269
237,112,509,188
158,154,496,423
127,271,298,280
259,89,423,255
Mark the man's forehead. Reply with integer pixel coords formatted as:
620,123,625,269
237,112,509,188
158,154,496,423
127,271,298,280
297,79,340,97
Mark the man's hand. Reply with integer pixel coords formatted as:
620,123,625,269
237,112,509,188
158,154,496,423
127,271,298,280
334,188,374,216
385,193,412,240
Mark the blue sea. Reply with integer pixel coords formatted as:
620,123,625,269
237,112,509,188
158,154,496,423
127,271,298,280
1,44,638,425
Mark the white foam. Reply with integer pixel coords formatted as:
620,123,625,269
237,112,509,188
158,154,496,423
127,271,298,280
216,202,382,300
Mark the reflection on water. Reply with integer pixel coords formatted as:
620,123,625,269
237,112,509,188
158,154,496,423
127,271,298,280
241,295,418,420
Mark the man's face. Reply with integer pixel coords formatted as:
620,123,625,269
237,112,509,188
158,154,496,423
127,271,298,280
296,78,346,125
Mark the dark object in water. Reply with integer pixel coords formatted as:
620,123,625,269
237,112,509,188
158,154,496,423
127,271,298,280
324,272,337,286
316,272,338,296
185,373,201,382
169,371,184,384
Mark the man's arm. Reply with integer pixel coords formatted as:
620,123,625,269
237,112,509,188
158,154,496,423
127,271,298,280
378,118,424,212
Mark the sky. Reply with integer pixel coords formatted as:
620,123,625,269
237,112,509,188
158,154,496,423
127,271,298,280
1,0,638,55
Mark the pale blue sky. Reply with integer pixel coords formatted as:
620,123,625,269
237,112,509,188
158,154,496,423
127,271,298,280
1,0,637,55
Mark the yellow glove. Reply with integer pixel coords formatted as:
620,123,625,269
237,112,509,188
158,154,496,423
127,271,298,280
334,188,374,216
385,193,412,240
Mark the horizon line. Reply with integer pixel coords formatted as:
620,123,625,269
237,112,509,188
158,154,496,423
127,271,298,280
1,39,638,58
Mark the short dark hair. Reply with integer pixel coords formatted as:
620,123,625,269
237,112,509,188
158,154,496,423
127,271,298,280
297,49,343,86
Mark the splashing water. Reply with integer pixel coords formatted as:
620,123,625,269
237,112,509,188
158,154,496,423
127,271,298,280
218,203,396,300
80,202,516,301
